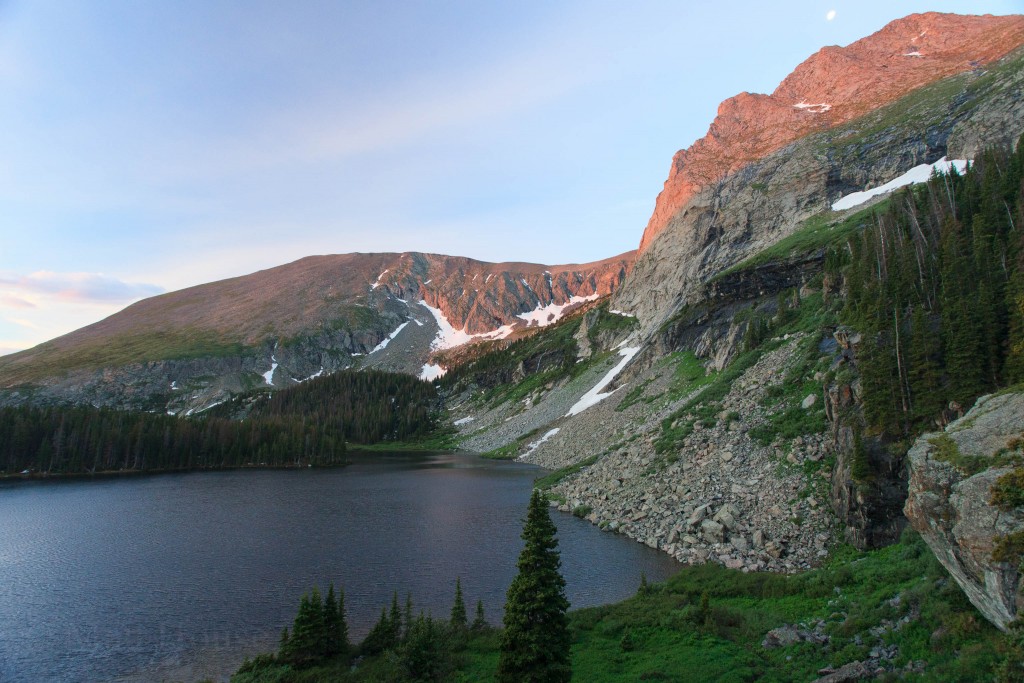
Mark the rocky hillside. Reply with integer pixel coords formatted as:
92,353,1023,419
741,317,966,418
616,12,1024,335
0,251,632,412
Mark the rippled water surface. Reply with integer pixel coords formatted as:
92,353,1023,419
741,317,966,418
0,452,680,682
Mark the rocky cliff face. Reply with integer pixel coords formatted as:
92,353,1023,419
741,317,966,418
617,14,1024,336
637,13,1024,254
904,392,1024,631
0,251,632,411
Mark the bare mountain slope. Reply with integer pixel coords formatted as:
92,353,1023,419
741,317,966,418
0,251,633,411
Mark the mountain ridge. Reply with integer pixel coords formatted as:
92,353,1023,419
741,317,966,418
636,12,1024,254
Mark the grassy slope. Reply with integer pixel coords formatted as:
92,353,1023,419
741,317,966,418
230,532,1005,683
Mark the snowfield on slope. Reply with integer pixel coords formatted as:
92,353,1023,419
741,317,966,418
369,321,410,354
516,293,599,328
419,300,515,350
566,347,641,416
832,157,969,211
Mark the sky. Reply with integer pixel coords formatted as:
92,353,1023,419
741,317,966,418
1,0,1022,355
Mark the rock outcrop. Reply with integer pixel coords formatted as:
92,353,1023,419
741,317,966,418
823,328,909,550
617,15,1024,336
904,392,1024,630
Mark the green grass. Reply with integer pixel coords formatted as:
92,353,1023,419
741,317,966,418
232,531,1007,682
473,531,1001,682
480,442,522,460
713,204,883,282
535,455,600,490
0,329,252,383
655,346,768,455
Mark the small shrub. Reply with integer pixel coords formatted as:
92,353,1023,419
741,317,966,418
992,468,1024,510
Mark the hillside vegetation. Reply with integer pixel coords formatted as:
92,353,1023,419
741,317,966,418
0,369,442,476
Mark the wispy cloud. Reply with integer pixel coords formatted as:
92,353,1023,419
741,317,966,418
0,295,35,309
6,317,39,330
0,271,164,304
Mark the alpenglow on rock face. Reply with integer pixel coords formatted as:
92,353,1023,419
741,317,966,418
0,251,633,412
904,392,1024,631
636,12,1024,254
615,12,1024,335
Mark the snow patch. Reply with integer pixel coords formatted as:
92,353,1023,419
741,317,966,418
453,416,475,426
419,300,515,350
370,322,409,354
419,363,446,381
413,318,424,327
485,274,493,284
370,269,389,290
793,101,831,113
296,366,325,382
520,428,560,459
517,293,600,328
903,51,923,58
263,355,278,386
170,381,178,390
566,347,641,417
193,399,226,415
423,279,432,285
831,157,969,211
609,309,635,318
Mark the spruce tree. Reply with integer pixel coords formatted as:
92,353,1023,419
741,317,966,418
362,607,394,656
323,584,348,659
450,578,467,629
282,589,327,666
497,489,571,683
472,600,488,631
404,593,414,641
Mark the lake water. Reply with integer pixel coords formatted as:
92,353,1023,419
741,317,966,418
0,452,680,682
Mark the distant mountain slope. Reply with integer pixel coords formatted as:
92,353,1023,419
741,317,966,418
0,251,633,411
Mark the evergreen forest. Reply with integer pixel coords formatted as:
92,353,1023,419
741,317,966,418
0,369,441,476
839,139,1024,438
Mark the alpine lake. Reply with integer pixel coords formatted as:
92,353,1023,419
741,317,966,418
0,451,680,683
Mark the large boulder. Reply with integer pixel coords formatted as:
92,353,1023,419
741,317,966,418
904,392,1024,631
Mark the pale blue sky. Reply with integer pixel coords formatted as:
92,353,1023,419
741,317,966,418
1,0,1021,353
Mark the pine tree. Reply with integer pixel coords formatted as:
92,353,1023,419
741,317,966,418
497,489,571,683
389,591,403,645
472,600,488,631
282,589,327,666
450,578,467,629
323,584,348,659
361,607,395,656
404,593,414,641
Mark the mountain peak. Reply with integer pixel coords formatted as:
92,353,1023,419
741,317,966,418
637,12,1024,254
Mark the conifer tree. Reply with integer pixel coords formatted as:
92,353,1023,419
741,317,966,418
450,578,467,629
404,593,414,641
323,584,348,659
472,600,488,631
497,489,571,683
362,607,394,656
282,588,327,666
389,591,403,645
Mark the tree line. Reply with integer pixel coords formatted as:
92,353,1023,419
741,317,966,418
0,369,440,476
839,137,1024,438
